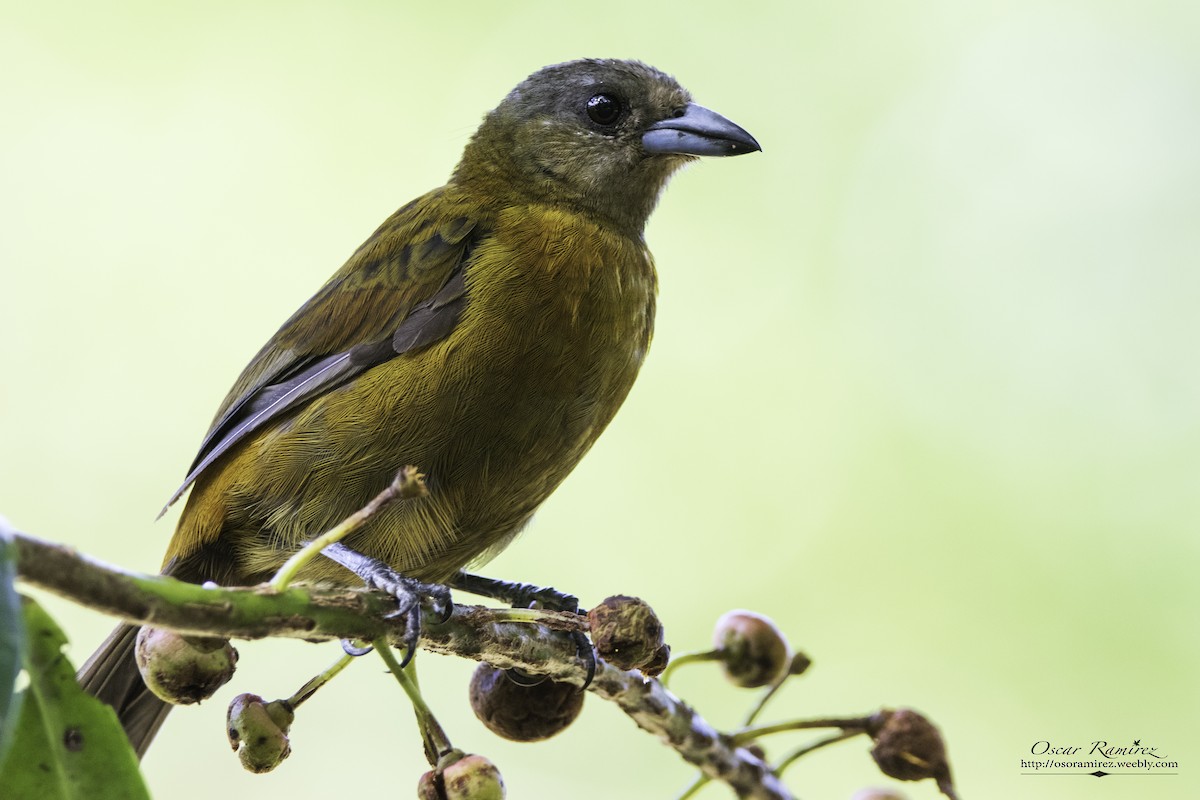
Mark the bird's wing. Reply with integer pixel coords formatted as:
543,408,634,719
161,188,483,513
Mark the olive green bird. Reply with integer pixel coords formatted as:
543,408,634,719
78,58,759,756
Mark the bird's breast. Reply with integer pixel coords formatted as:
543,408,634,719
353,204,658,573
444,205,657,469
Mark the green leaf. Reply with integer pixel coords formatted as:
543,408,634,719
0,594,149,800
0,518,25,766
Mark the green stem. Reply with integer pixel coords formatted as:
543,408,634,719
774,730,863,775
486,607,581,626
269,467,425,591
286,652,356,708
376,638,453,763
742,677,785,726
658,649,724,688
744,651,812,725
675,773,711,799
731,715,873,746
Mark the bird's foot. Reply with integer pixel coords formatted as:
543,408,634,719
450,571,596,688
322,541,452,666
450,572,578,613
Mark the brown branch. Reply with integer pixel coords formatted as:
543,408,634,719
6,525,792,800
590,664,792,799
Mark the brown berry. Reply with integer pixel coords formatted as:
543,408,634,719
868,708,955,796
470,663,583,742
587,595,665,671
640,643,671,678
226,693,293,773
711,610,790,688
134,627,237,705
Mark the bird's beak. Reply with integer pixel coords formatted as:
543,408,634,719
642,103,761,157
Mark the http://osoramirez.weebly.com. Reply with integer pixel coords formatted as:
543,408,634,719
1022,740,1178,773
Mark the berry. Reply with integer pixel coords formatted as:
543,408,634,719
470,663,583,742
587,595,665,671
868,708,955,797
418,752,506,799
226,693,294,773
134,627,237,705
711,610,790,688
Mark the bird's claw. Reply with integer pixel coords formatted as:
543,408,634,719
354,562,453,665
341,639,374,657
573,631,597,688
364,569,450,614
428,585,454,623
398,605,421,668
513,587,595,689
506,626,595,690
448,572,596,689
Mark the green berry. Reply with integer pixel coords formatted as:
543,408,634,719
134,627,238,705
444,754,505,799
419,752,506,799
227,692,292,773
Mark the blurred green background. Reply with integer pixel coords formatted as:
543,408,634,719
2,1,1197,798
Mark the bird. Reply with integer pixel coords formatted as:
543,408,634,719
77,57,759,758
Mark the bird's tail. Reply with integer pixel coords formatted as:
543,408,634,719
76,624,171,759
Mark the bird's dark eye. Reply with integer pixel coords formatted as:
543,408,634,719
586,93,623,126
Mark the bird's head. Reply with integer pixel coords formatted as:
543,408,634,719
453,59,760,234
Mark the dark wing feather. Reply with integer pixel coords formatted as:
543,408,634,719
160,190,481,514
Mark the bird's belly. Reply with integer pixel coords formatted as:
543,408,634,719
211,215,656,584
282,263,652,579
